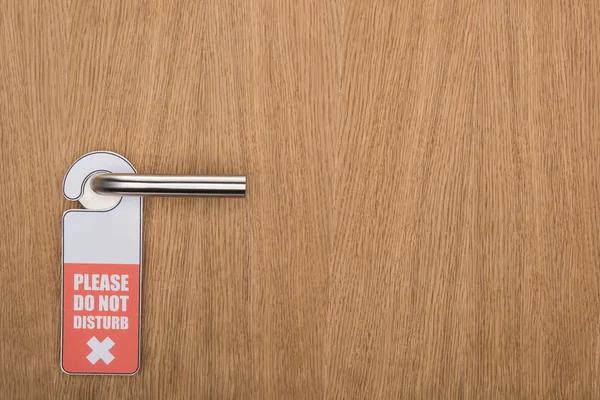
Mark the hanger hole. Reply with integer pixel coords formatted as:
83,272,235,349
79,172,122,210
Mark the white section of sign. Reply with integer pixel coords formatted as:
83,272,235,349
62,151,142,265
87,336,115,365
63,197,141,264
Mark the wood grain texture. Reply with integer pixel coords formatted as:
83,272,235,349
1,0,599,398
0,0,67,397
327,1,479,397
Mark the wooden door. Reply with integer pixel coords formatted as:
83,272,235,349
1,0,599,398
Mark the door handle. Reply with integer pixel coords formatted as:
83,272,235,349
91,174,246,197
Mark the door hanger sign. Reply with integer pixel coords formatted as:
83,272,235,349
61,151,142,375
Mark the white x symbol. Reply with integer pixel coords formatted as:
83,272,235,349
86,336,115,365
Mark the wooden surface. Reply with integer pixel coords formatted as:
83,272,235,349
1,0,599,398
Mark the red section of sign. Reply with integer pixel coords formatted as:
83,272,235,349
62,263,140,374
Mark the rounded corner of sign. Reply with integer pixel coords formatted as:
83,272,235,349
60,362,75,376
62,209,74,220
126,364,141,376
61,209,78,226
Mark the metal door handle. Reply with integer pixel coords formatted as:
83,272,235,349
91,174,246,197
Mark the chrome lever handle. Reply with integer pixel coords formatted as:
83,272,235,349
91,173,246,197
